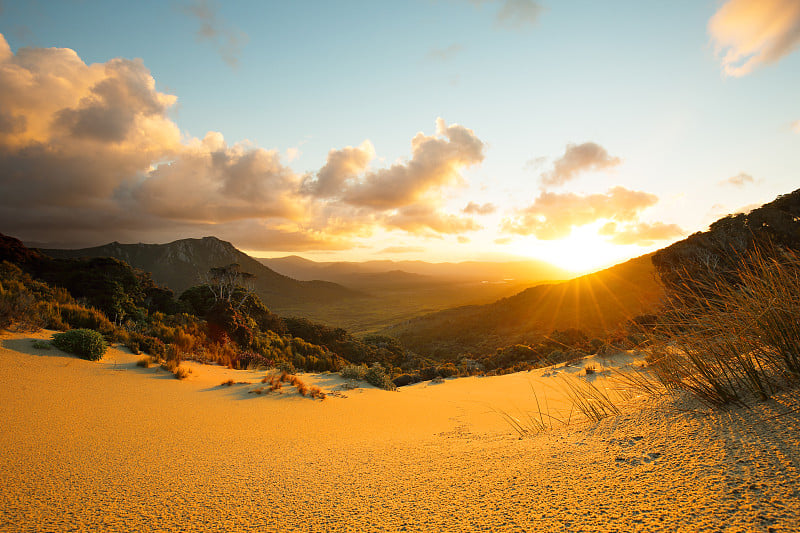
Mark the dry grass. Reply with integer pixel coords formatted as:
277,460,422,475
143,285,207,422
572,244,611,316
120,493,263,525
559,376,621,422
257,372,324,399
494,382,572,437
136,356,152,368
644,245,800,407
173,365,191,380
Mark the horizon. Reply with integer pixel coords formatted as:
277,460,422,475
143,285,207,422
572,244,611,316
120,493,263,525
1,1,799,272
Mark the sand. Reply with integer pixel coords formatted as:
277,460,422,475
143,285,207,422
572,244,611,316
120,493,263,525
2,329,800,532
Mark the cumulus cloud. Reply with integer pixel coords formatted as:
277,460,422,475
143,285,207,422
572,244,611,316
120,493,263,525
301,140,375,198
384,204,481,235
463,202,496,215
180,0,248,67
343,118,485,209
709,0,800,76
719,172,755,187
540,142,621,186
598,221,684,246
0,35,488,252
0,34,180,211
502,187,659,239
134,132,305,222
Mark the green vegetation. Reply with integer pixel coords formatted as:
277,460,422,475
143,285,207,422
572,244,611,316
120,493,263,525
51,329,107,361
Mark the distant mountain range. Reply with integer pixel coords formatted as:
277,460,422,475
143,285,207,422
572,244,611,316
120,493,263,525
42,237,362,311
258,255,572,288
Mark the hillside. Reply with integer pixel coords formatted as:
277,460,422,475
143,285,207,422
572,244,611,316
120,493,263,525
42,237,362,312
385,253,663,357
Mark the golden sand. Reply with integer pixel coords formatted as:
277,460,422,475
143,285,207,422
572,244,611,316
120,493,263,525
2,330,799,532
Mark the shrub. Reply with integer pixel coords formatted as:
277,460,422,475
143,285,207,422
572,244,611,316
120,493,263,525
340,364,367,381
51,329,107,361
32,340,51,350
173,366,191,380
136,356,152,368
365,363,396,391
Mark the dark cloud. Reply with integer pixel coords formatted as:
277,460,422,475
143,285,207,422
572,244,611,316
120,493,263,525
502,187,659,239
540,142,621,186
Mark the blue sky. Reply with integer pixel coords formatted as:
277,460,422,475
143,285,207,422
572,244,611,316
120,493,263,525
1,0,799,271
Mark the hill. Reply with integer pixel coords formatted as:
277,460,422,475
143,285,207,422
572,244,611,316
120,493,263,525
385,253,662,357
42,237,362,313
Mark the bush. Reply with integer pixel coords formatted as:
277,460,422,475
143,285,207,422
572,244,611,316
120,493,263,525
365,363,396,391
340,364,367,381
51,329,107,361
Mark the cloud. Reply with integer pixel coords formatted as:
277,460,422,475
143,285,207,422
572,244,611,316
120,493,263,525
0,35,488,252
342,118,485,209
384,204,481,235
427,43,464,61
598,221,684,246
709,0,800,76
301,141,375,198
470,0,543,30
463,201,496,215
793,119,800,133
0,34,180,211
502,187,659,239
180,0,248,67
494,237,512,245
719,172,755,187
134,132,305,222
379,246,427,254
457,236,470,244
540,142,621,186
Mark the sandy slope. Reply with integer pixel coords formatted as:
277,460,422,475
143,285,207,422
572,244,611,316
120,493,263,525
2,330,800,532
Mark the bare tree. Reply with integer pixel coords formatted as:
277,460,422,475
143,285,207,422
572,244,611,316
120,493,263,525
202,263,255,310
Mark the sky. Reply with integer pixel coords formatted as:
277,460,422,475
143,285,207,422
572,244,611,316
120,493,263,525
1,0,799,273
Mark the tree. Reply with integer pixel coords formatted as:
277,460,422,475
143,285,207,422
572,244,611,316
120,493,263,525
203,263,255,310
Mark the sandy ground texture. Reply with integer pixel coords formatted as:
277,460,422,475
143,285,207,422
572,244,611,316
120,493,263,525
2,329,800,532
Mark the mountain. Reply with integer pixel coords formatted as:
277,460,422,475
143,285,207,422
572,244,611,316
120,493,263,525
384,253,663,357
41,237,362,312
258,256,572,285
652,187,800,287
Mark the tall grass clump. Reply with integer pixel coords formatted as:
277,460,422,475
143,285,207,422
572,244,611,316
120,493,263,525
51,329,107,361
645,244,800,407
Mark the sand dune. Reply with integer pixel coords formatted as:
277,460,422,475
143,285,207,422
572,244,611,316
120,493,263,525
2,330,799,532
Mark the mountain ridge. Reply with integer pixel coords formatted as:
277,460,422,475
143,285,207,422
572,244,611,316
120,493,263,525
41,237,363,312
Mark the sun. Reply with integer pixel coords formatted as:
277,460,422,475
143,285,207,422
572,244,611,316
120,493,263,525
509,225,644,275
